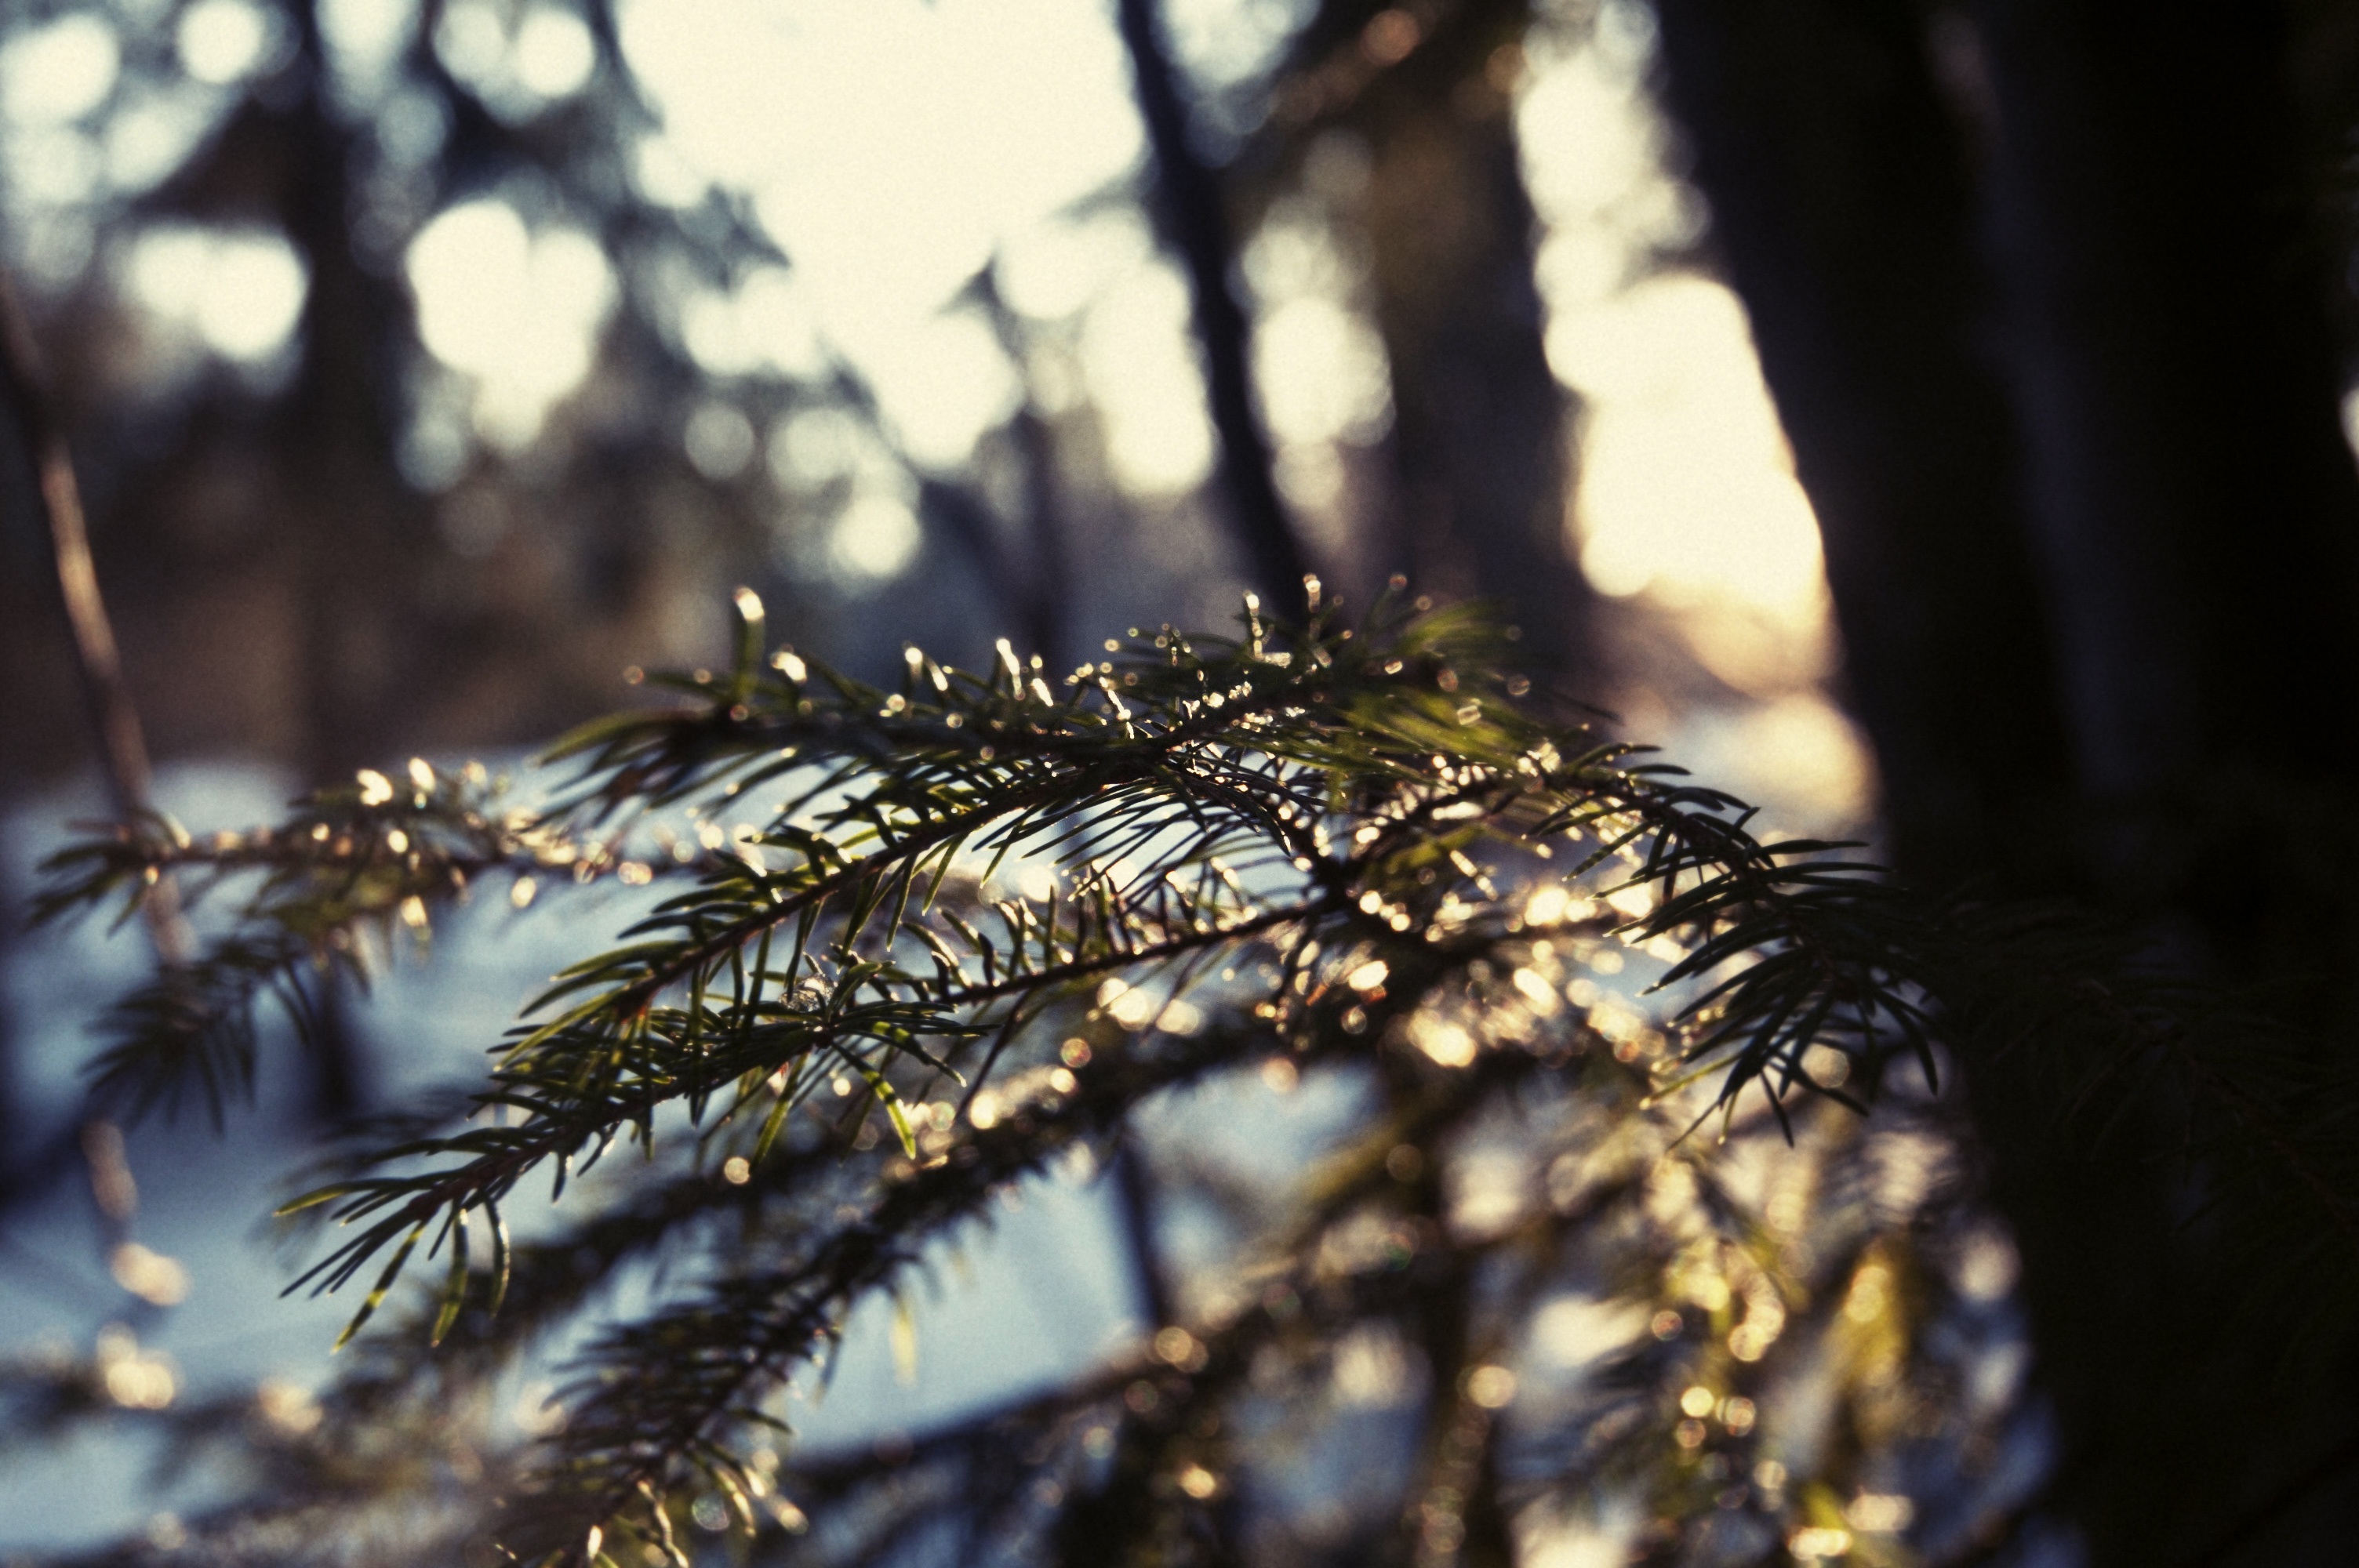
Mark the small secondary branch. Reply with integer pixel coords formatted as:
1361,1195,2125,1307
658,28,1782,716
0,270,188,967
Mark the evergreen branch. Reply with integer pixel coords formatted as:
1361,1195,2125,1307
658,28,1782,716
32,594,2333,1566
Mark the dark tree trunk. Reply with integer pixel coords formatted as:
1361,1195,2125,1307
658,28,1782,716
1964,6,2359,1561
278,0,440,785
1118,0,1318,620
1652,2,2359,1562
1648,0,2074,893
1971,0,2359,969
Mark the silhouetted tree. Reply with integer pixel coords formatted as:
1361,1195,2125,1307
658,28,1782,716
1651,2,2359,1559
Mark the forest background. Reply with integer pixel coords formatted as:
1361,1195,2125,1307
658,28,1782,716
2,0,2357,1564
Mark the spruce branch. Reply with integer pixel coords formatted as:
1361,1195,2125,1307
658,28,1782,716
27,590,2358,1566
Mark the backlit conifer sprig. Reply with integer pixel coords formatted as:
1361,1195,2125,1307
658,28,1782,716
31,751,681,1127
31,586,2357,1566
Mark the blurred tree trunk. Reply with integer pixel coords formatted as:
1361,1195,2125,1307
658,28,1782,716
1354,0,1597,688
279,6,438,785
1652,2,2359,1563
1118,0,1318,618
1647,0,2073,892
86,0,434,789
1968,0,2359,968
1963,7,2359,1562
118,2,419,1114
1241,0,1596,687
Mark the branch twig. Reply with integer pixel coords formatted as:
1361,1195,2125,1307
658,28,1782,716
0,269,188,967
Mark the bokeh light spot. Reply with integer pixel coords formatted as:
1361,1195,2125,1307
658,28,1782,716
828,490,921,584
514,5,596,99
125,224,309,364
177,0,277,86
684,401,756,480
1081,262,1215,494
1254,293,1390,448
407,200,614,447
0,14,120,127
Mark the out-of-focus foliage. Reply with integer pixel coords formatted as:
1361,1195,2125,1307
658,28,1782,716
0,0,783,771
18,593,2354,1567
0,0,1249,786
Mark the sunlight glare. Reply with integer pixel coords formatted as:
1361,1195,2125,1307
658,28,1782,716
998,211,1153,322
1081,261,1216,492
1533,1294,1645,1367
0,14,120,126
861,311,1023,470
1551,273,1824,613
1517,38,1684,258
423,0,591,115
829,489,922,585
1332,1323,1417,1406
1254,292,1390,448
9,128,100,206
107,92,223,196
631,132,707,209
514,5,596,100
620,0,1164,479
679,265,823,381
1163,0,1304,89
177,0,277,86
434,0,506,83
318,0,418,95
1519,9,1820,619
1954,1226,2020,1303
126,224,308,363
1667,694,1875,837
406,199,614,448
1243,205,1386,524
1525,1523,1634,1568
